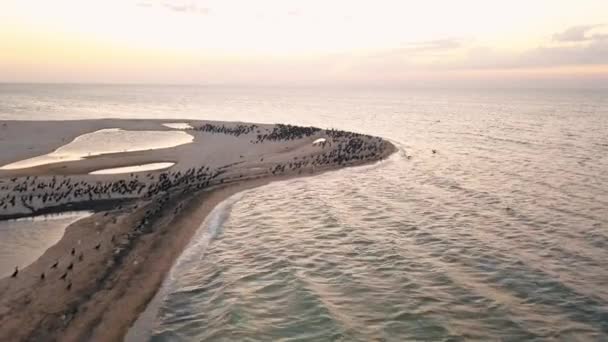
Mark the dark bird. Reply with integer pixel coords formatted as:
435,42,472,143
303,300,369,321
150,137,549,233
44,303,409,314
432,149,437,154
78,253,84,262
11,266,18,278
94,242,101,250
66,282,72,291
60,272,67,280
71,248,76,256
67,262,73,271
40,273,45,280
51,260,59,269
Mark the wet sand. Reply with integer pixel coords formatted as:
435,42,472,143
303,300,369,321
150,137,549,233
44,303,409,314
0,119,396,341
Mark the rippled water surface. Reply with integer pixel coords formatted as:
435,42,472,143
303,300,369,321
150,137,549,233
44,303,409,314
1,85,607,340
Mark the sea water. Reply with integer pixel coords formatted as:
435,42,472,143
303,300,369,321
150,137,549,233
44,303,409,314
1,84,607,340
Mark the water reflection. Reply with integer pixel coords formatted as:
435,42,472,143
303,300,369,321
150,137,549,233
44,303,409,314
162,123,193,129
0,128,193,170
89,162,175,175
0,211,91,278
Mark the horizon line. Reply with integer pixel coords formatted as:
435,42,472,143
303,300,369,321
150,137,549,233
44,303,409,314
0,82,606,90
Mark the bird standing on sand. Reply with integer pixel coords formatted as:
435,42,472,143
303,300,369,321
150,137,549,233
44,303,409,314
51,260,59,269
67,262,73,271
71,248,76,256
66,282,72,291
432,149,437,154
78,253,84,262
95,242,101,250
11,266,18,278
40,273,45,280
60,272,67,280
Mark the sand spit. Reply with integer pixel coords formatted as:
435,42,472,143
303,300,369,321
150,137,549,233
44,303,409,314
0,119,396,341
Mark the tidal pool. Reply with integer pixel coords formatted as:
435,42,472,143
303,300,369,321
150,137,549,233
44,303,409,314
89,162,175,175
162,123,193,129
0,211,92,278
0,129,193,170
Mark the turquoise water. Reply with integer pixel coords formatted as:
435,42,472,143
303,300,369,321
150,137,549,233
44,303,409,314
1,85,607,340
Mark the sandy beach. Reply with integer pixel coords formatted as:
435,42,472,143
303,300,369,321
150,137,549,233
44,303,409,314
0,119,396,341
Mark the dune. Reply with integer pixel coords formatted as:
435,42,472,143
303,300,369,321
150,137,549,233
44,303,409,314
0,119,396,341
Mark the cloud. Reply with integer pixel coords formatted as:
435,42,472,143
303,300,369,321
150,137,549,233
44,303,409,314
366,38,466,62
552,24,605,42
456,40,608,70
400,38,464,51
163,1,210,14
593,33,608,41
368,26,608,71
325,25,608,84
522,39,608,66
500,26,608,68
137,1,153,7
137,0,210,14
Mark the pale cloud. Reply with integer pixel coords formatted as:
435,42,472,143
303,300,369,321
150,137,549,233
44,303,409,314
553,25,600,42
520,39,608,67
399,39,465,52
351,25,608,71
552,24,608,43
137,0,210,14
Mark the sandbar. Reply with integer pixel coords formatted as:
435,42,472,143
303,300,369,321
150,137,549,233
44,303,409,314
0,119,396,341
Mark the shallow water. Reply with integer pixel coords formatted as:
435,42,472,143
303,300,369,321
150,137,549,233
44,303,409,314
1,85,607,340
89,162,175,175
0,211,92,278
162,123,193,130
0,128,192,170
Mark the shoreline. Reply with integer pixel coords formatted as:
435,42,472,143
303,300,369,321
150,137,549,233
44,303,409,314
125,153,400,341
0,119,397,341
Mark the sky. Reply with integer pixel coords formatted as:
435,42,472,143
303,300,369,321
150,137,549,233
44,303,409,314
1,0,607,87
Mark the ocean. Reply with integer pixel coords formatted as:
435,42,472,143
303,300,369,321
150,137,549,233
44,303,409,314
1,84,607,340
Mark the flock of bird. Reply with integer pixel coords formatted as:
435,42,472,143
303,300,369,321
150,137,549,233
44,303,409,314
10,238,94,292
3,123,394,289
0,124,391,215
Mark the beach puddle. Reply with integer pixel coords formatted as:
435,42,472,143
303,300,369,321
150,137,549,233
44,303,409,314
0,128,193,170
162,123,192,129
0,211,92,278
90,162,175,174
